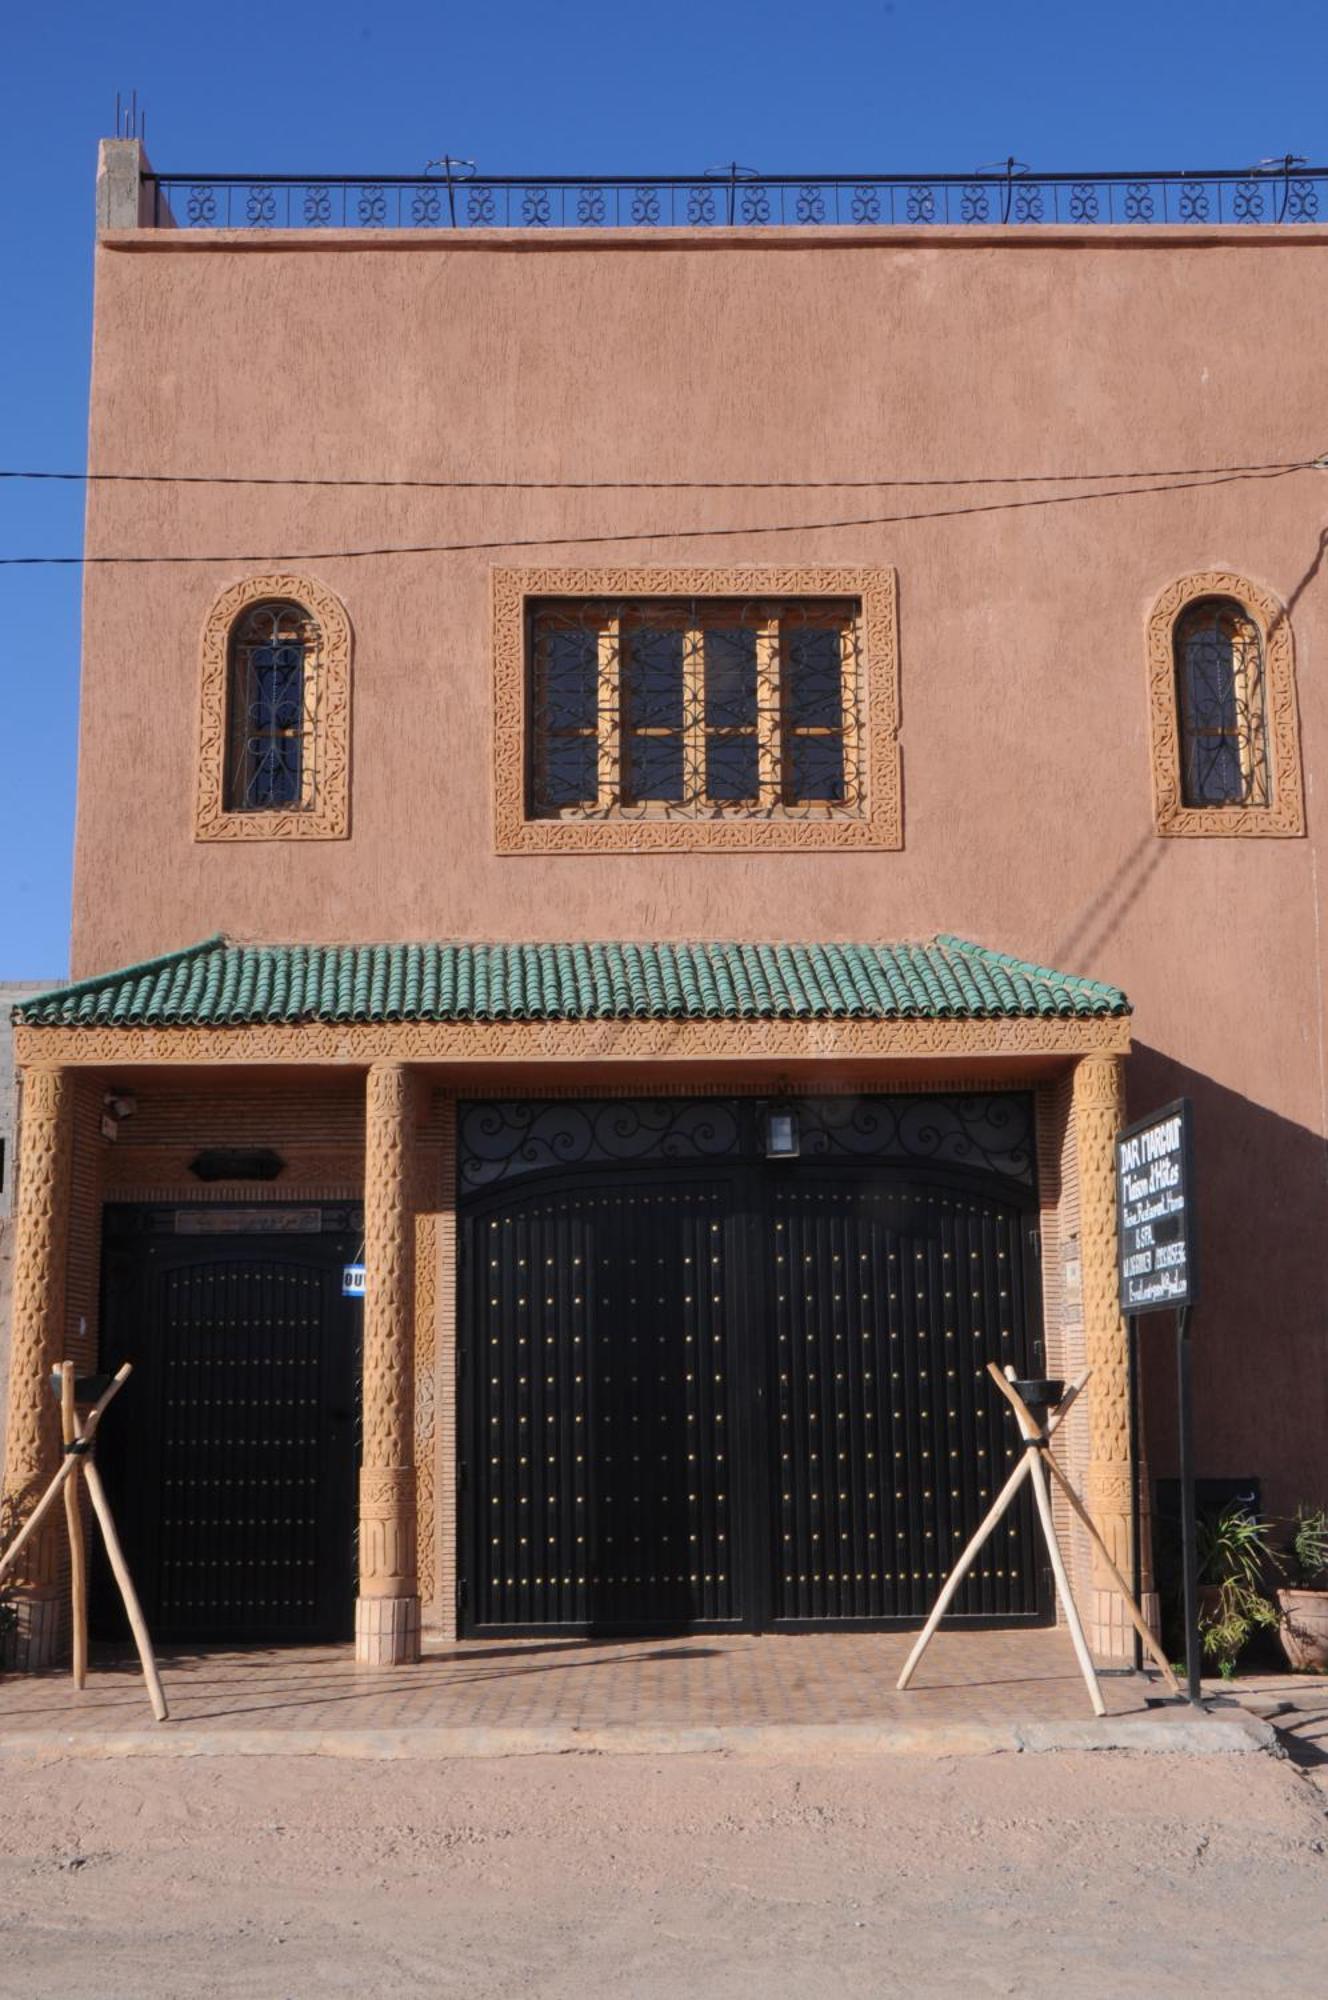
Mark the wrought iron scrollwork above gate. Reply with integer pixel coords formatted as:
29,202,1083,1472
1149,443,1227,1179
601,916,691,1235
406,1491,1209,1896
458,1093,1035,1194
795,1093,1034,1186
459,1098,744,1191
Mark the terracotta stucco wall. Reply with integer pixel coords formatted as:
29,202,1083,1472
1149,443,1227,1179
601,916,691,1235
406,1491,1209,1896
70,227,1328,1517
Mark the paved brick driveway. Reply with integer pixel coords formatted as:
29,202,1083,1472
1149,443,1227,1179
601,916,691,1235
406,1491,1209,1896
0,1627,1163,1734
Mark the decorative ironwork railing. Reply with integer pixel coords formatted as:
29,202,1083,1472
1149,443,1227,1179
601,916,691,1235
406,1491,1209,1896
143,160,1328,232
458,1093,1036,1193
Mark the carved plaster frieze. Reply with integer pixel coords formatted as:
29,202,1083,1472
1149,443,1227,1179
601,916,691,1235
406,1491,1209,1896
414,1212,438,1613
14,1012,1130,1071
1146,570,1304,838
195,572,352,842
362,1063,416,1483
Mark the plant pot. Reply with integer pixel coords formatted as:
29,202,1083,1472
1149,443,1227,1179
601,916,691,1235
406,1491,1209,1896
1276,1588,1328,1671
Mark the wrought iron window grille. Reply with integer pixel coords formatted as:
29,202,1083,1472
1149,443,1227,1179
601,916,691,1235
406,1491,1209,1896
1173,597,1270,808
225,599,322,813
527,596,864,821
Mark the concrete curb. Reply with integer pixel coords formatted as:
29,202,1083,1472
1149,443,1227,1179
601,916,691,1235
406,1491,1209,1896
0,1714,1279,1761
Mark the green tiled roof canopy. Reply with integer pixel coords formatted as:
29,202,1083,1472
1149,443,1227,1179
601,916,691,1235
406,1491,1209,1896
15,936,1129,1029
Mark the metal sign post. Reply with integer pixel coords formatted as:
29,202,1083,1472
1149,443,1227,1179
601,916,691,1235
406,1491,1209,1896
1175,1302,1200,1704
1116,1099,1201,1706
1126,1311,1142,1672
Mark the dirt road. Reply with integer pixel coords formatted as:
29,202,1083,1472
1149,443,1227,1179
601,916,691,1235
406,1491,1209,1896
0,1748,1325,1998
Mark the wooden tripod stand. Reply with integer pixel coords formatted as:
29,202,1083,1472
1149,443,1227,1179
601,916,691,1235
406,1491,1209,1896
0,1361,167,1722
897,1364,1178,1716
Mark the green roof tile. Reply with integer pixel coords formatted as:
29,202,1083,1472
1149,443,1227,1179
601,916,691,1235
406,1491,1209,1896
14,936,1129,1031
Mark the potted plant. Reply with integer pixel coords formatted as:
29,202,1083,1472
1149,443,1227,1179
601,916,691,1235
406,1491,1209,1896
1195,1502,1281,1679
1276,1506,1328,1672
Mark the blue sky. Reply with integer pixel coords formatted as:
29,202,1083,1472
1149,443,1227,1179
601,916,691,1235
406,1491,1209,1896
3,0,1327,977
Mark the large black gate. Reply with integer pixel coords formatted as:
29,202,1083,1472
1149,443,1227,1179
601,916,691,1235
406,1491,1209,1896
95,1206,362,1644
459,1098,1047,1635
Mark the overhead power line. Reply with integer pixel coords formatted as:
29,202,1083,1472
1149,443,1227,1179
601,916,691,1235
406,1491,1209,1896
0,462,1315,567
0,454,1318,493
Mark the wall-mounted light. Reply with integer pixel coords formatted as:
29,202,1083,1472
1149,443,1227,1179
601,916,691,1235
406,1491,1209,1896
100,1090,137,1143
764,1100,800,1159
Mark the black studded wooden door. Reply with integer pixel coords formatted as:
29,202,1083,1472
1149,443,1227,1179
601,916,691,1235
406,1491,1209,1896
768,1175,1040,1623
458,1098,1048,1636
95,1207,362,1644
461,1173,744,1631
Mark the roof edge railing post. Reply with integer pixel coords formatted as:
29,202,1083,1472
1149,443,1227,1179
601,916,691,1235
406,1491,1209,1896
97,137,153,233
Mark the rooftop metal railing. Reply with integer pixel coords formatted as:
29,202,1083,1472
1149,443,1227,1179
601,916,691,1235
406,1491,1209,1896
142,159,1327,232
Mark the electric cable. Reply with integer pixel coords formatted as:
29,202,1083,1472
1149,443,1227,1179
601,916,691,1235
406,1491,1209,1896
0,460,1313,567
0,454,1318,494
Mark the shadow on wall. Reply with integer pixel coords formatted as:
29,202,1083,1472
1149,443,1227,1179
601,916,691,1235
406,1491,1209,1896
1127,1044,1328,1521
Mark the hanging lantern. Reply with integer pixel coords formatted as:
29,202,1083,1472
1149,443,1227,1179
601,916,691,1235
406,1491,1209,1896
763,1099,800,1159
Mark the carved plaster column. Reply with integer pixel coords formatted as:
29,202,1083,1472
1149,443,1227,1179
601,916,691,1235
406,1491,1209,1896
1,1066,74,1668
356,1060,421,1665
1072,1052,1147,1659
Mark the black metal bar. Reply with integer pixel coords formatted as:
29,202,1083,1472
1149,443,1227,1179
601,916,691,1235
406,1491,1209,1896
145,165,1328,186
1176,1302,1203,1705
1127,1312,1143,1673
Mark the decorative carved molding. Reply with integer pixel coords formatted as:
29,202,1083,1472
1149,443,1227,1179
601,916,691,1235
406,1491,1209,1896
362,1065,415,1472
1,1068,74,1591
1084,1464,1136,1511
1146,570,1305,837
1071,1052,1134,1657
195,571,352,842
414,1212,438,1612
358,1467,418,1593
15,1011,1130,1071
359,1064,420,1620
491,565,902,851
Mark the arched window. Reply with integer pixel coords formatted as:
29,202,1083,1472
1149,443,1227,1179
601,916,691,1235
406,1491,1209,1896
1173,596,1268,808
1146,571,1304,838
225,599,318,811
196,573,351,842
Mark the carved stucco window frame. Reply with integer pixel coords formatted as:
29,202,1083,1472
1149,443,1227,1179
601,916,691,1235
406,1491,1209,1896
195,572,352,842
1146,570,1304,838
492,566,901,852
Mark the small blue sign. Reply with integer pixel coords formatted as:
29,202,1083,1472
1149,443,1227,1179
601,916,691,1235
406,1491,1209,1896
342,1263,367,1298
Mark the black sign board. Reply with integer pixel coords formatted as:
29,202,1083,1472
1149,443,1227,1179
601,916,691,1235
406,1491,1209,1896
1115,1099,1197,1311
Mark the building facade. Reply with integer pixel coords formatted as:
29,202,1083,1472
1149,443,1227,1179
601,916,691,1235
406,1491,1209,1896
3,142,1324,1667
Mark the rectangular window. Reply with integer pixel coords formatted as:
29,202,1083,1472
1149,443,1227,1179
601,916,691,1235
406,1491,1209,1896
528,597,863,820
